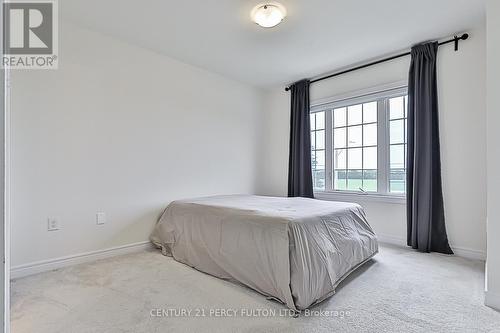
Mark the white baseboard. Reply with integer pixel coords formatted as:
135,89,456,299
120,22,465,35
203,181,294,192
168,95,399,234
376,233,486,261
11,241,154,279
485,291,500,311
9,235,486,279
376,234,406,247
452,246,487,261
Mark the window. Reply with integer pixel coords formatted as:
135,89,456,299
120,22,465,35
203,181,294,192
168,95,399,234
333,102,378,192
310,87,408,195
389,96,408,193
310,112,326,189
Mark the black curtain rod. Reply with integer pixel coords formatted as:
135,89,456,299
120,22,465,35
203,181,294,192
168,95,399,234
285,33,469,91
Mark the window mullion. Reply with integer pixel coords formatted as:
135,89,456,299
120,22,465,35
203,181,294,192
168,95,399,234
325,110,333,191
361,104,364,191
377,99,389,194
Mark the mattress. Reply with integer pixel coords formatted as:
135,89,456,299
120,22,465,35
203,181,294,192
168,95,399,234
150,195,378,311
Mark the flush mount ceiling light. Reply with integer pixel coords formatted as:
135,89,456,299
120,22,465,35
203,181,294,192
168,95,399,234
251,3,287,28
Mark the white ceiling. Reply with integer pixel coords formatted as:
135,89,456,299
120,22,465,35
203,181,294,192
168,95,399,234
62,0,486,88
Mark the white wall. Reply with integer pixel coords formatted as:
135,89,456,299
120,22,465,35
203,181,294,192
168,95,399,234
9,17,489,271
258,24,487,259
10,22,264,267
486,0,500,311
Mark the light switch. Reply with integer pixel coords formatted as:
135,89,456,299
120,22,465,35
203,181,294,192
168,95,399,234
96,212,106,225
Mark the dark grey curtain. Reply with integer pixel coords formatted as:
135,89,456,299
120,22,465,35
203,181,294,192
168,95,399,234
288,79,314,198
407,42,453,254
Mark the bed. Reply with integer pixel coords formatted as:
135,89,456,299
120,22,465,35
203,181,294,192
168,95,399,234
150,195,378,311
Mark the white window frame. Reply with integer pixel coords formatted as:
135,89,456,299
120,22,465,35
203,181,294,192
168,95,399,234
311,82,407,204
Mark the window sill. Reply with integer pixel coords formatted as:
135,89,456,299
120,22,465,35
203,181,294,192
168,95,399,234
314,191,406,205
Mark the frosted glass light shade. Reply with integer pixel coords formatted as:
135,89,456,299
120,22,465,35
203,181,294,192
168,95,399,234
251,3,287,28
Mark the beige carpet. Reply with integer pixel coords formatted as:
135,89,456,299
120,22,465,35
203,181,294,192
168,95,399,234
11,244,500,333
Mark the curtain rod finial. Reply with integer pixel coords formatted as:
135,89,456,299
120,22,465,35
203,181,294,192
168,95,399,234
454,33,468,51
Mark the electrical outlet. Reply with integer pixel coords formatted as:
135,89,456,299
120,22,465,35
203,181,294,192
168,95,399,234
96,212,106,225
47,217,60,231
